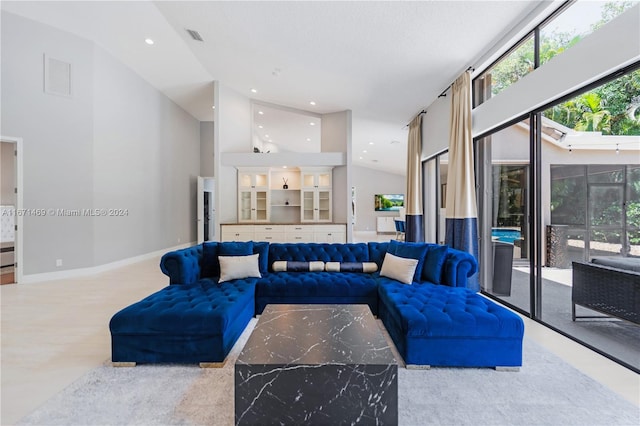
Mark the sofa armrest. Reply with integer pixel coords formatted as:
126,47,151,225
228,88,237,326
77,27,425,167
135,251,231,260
442,249,478,288
160,245,203,285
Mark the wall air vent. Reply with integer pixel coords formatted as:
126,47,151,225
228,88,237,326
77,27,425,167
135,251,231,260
186,29,203,42
44,54,72,98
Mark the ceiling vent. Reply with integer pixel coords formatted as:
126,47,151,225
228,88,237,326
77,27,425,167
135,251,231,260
186,29,203,42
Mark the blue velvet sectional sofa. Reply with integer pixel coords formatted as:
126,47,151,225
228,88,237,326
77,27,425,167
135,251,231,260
109,240,524,368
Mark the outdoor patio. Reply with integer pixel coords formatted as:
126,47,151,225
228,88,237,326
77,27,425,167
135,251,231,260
492,267,640,371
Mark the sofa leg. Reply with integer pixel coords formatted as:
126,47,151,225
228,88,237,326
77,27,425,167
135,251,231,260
112,362,136,367
495,366,520,372
406,364,430,370
199,362,224,368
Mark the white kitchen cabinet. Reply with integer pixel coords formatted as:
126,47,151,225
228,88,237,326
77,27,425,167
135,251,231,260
220,225,255,241
220,224,346,243
313,225,346,243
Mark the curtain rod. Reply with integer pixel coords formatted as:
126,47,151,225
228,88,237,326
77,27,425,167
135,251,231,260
405,110,426,128
438,67,474,98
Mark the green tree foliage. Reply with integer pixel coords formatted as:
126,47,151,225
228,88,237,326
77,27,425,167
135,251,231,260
574,93,612,133
489,38,534,96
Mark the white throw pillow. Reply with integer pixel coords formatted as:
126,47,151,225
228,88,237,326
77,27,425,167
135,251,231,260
218,254,261,283
380,252,419,285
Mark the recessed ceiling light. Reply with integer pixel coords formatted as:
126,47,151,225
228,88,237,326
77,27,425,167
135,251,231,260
282,166,287,169
369,142,374,145
309,122,315,126
251,88,257,93
359,156,363,160
265,134,270,138
145,38,154,45
309,101,316,106
258,125,263,129
306,138,311,142
211,105,215,109
258,111,264,115
363,150,367,153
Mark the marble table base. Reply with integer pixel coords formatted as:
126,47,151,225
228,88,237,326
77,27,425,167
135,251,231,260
235,304,398,425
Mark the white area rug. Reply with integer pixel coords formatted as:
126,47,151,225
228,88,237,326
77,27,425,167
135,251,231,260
18,319,639,425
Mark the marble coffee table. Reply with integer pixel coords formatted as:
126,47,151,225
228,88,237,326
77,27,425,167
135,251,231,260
235,304,398,425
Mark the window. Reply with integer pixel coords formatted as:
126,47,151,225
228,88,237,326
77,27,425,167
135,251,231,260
540,1,638,66
476,1,639,106
481,34,535,98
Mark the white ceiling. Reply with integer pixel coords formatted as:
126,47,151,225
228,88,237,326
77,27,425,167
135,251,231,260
2,1,544,176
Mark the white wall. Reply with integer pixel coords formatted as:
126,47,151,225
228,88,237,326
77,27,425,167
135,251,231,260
490,124,530,162
352,165,405,232
200,121,215,176
321,111,352,227
1,12,95,273
92,47,200,266
422,95,450,159
215,83,252,226
1,142,16,206
1,11,201,274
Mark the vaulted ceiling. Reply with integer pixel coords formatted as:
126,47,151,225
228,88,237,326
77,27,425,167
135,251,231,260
2,1,545,175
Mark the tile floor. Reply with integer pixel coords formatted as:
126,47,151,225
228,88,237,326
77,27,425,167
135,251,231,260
1,238,638,424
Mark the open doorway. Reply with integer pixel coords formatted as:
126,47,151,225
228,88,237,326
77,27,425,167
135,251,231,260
1,141,17,284
1,137,23,284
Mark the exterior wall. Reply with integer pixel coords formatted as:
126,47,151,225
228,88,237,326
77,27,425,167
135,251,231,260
490,123,639,263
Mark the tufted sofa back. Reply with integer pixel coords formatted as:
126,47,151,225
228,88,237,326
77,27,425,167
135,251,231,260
268,243,369,271
160,241,477,289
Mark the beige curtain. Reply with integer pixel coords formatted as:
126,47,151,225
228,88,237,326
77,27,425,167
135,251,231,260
446,71,477,220
445,70,479,290
405,114,423,242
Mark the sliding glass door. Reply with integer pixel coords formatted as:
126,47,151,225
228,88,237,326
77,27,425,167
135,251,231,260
472,69,640,372
475,119,532,313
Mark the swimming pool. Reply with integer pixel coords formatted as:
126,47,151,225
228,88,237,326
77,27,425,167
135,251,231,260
492,228,521,244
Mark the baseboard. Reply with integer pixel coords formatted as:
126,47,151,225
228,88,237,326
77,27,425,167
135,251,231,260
20,242,196,284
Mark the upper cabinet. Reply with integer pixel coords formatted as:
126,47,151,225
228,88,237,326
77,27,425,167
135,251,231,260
238,168,270,223
238,169,269,190
301,168,332,190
